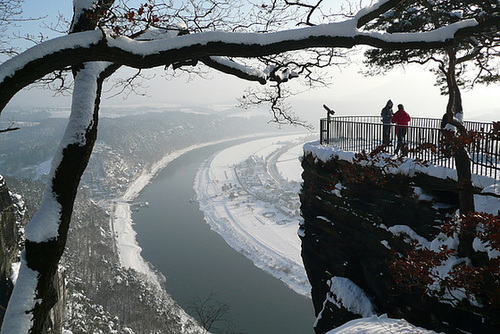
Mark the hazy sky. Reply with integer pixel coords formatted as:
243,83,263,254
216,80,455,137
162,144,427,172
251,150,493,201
4,0,500,124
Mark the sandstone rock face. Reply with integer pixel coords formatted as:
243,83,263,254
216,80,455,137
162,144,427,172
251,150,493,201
0,175,19,324
300,153,498,334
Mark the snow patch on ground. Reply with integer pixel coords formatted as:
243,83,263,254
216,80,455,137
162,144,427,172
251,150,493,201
304,140,500,191
326,315,441,334
328,277,375,317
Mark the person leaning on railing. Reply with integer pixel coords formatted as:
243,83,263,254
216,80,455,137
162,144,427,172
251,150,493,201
392,104,411,156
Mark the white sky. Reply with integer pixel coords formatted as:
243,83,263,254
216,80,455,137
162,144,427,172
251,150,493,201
3,0,500,123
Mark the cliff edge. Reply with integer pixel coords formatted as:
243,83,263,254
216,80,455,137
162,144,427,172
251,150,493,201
300,152,499,334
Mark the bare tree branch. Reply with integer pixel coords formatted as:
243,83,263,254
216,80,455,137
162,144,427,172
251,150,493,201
0,123,19,133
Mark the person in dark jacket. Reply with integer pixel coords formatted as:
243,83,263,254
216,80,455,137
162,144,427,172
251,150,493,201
381,99,393,145
392,104,411,155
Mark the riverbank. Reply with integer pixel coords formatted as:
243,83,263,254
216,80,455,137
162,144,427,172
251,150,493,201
193,134,313,297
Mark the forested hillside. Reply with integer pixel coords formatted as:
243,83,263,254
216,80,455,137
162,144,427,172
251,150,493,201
1,109,278,332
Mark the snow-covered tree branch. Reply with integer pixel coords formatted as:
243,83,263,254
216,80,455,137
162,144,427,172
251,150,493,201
0,14,484,112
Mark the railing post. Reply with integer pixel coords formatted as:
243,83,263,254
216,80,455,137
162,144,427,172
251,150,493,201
327,113,330,145
320,118,329,144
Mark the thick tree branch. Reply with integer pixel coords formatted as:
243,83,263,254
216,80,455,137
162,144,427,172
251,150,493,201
0,19,484,113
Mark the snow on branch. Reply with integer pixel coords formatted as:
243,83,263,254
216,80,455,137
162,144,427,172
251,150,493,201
201,56,298,84
201,56,269,84
0,255,39,334
354,0,403,28
24,62,111,243
0,4,481,112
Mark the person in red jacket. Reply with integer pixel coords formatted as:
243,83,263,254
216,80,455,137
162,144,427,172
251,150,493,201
392,104,411,155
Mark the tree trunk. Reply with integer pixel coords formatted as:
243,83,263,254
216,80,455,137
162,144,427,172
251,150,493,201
1,62,113,334
455,147,476,257
2,3,120,332
444,47,475,258
28,71,101,334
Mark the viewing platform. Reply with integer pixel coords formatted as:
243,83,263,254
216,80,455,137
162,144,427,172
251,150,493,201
320,115,499,180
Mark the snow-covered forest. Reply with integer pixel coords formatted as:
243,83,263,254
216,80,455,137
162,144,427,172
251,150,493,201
0,107,281,333
0,0,499,333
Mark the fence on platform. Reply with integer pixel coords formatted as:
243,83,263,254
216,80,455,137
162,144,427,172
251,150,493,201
320,116,499,180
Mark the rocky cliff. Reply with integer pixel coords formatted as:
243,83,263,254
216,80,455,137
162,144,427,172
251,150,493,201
0,176,66,333
0,175,21,324
299,153,499,334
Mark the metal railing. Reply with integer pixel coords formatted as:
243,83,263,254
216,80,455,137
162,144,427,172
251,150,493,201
320,116,499,179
